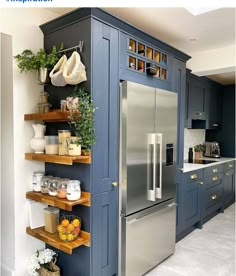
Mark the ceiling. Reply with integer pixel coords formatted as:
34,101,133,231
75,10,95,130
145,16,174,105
48,7,235,85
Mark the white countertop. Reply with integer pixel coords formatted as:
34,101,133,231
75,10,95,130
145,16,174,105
182,157,235,173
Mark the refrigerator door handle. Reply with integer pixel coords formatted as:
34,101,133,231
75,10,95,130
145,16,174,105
156,133,163,199
147,133,156,201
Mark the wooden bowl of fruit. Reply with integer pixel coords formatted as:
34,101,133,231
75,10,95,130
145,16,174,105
57,215,81,242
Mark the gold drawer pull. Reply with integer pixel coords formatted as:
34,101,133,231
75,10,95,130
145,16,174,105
198,181,204,185
226,173,229,176
213,168,218,173
191,174,197,180
196,112,203,116
211,194,217,200
229,164,233,168
212,176,218,181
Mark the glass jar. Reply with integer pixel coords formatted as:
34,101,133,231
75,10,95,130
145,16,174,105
37,103,44,113
40,91,48,103
58,130,71,155
40,176,52,194
43,103,51,113
60,100,67,112
48,177,60,196
45,136,59,155
57,178,69,199
32,171,45,192
66,180,81,201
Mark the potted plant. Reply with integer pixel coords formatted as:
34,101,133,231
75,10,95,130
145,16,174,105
14,44,63,84
68,86,96,155
194,144,205,160
27,248,60,276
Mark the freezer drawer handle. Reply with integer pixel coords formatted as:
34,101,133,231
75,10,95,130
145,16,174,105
156,133,163,199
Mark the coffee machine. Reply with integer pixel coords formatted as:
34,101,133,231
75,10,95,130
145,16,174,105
204,142,221,158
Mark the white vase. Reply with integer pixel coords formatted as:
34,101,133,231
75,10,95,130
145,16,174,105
30,124,46,154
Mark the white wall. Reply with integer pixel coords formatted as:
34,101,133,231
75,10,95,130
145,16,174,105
184,128,206,160
0,8,60,276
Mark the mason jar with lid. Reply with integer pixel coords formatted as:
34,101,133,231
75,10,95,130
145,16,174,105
66,180,81,201
58,130,71,155
40,176,52,194
32,171,45,192
48,177,60,196
57,178,69,199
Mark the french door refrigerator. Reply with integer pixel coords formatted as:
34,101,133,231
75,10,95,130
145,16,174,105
119,81,178,276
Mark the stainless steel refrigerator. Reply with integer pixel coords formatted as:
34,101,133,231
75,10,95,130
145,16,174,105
119,81,178,276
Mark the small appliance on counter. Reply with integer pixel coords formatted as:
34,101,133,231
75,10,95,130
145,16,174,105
204,141,221,158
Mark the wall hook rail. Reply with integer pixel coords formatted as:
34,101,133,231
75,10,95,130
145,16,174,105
56,41,84,54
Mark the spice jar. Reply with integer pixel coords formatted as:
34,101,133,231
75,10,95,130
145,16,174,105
44,207,59,233
57,179,69,199
37,103,44,113
40,176,52,194
32,171,45,192
48,177,60,196
40,91,48,103
66,180,81,201
60,100,67,111
58,130,71,155
43,103,51,113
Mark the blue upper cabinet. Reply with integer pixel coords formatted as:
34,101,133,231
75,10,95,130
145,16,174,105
185,70,222,129
91,19,119,195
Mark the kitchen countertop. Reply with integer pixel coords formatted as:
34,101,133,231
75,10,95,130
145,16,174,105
182,157,235,173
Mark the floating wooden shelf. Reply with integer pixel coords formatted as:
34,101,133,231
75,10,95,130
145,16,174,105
24,110,77,122
26,191,91,209
25,153,91,165
26,227,90,255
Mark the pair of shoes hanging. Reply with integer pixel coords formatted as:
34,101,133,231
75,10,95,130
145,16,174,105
49,51,87,86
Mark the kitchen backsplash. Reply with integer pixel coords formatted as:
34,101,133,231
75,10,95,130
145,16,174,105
184,128,206,160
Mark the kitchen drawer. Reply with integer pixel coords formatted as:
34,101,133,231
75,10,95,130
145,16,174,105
203,173,223,189
203,164,223,177
203,182,223,217
224,161,235,171
183,169,203,184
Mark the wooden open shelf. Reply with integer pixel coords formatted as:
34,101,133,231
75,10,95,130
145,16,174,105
25,153,91,165
24,109,78,122
26,227,90,254
26,191,91,209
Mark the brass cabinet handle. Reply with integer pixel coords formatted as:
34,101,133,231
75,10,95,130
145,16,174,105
212,194,217,200
112,181,118,187
196,112,203,116
212,123,219,127
229,164,233,168
226,173,229,176
213,168,218,173
191,174,197,180
212,176,218,181
198,181,204,185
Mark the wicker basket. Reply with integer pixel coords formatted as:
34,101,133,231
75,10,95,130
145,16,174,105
39,261,60,276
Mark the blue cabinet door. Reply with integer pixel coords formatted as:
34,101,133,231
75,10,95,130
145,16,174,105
91,189,118,276
224,168,235,207
91,19,119,195
182,179,202,229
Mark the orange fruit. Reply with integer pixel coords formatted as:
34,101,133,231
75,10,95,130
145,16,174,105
59,234,67,241
67,224,74,232
61,219,69,227
67,233,74,241
73,227,80,234
72,218,80,227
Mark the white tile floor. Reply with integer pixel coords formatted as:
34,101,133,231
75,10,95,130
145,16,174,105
146,203,235,276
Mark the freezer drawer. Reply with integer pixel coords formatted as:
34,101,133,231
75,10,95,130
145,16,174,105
120,199,176,276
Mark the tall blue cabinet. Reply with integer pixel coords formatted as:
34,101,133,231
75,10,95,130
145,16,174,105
39,8,190,276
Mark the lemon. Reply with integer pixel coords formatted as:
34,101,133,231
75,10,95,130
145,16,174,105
72,219,80,227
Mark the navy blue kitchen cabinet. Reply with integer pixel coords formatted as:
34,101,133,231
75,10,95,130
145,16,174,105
206,85,235,157
39,8,190,276
185,70,223,129
181,170,203,230
224,161,235,207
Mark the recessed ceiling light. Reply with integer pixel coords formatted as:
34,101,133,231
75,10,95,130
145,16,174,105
185,7,220,16
189,38,198,43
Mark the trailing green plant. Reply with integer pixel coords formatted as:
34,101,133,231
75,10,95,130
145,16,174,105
14,43,63,72
68,86,96,151
194,144,205,152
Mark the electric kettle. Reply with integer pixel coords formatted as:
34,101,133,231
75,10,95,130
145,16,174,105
204,142,221,158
